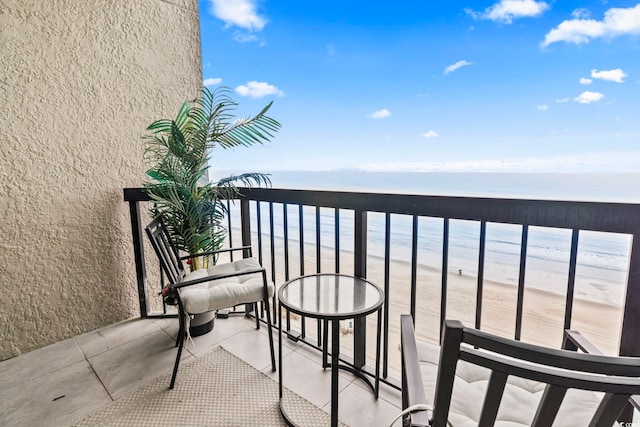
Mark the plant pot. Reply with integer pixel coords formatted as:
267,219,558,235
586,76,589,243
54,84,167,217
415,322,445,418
189,311,215,337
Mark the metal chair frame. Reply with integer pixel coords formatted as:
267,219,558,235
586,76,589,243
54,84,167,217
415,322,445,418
145,217,276,389
401,315,640,427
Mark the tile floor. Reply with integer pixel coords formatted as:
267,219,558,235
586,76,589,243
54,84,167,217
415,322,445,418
0,314,402,427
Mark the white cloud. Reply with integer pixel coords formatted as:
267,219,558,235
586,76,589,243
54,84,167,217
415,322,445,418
210,0,266,31
421,130,439,139
444,60,472,75
203,77,222,86
574,91,604,104
233,32,265,45
556,97,570,103
235,81,284,98
542,4,640,46
571,8,591,19
537,104,548,111
591,68,627,83
368,109,391,119
466,0,549,24
580,77,592,85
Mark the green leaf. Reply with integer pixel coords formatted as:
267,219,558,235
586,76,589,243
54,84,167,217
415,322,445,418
142,86,281,257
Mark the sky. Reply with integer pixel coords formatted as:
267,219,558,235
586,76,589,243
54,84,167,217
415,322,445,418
198,0,640,173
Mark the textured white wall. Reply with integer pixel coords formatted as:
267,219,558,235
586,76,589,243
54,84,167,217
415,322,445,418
0,0,201,360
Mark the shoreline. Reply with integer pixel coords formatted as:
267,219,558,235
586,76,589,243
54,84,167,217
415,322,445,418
245,235,622,345
224,227,624,373
367,250,621,353
238,226,625,309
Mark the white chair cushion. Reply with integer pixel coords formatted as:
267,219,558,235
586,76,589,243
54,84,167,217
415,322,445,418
416,340,605,427
179,257,274,314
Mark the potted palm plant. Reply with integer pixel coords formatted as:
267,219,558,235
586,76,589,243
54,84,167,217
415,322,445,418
143,86,280,270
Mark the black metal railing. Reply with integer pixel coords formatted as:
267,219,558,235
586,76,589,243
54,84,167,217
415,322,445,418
124,187,640,391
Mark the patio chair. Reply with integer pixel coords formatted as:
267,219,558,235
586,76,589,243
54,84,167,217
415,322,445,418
145,217,276,389
400,315,640,427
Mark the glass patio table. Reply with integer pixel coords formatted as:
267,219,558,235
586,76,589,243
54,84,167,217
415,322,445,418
277,273,384,427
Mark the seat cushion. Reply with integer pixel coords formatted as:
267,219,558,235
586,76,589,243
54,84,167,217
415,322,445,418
178,257,274,314
416,340,605,427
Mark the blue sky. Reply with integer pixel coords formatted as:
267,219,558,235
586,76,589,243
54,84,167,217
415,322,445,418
199,0,640,173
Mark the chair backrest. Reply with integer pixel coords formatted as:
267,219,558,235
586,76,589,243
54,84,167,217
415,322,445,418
145,217,186,285
432,319,640,427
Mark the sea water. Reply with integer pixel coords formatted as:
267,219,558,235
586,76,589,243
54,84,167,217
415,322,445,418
216,171,640,307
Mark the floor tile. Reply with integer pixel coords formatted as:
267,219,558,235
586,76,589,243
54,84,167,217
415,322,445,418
267,350,352,411
0,360,110,427
152,316,180,337
259,320,308,352
221,327,289,372
352,374,402,410
0,338,85,388
291,341,363,383
336,382,403,427
88,328,192,399
75,317,163,358
184,315,255,358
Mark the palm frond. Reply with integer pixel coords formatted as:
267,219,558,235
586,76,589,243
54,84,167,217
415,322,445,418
216,173,272,189
213,101,281,149
143,86,280,258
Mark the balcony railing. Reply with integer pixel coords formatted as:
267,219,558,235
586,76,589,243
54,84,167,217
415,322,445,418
124,186,640,391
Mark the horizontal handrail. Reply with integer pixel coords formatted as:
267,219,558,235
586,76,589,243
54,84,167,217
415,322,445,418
237,187,640,233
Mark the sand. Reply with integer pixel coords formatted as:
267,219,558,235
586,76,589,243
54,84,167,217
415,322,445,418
222,235,623,378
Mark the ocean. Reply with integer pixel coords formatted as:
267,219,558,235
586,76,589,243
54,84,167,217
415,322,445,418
216,171,640,307
265,171,640,202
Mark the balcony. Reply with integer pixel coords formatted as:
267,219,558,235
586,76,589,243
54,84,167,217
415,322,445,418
6,1,640,423
126,186,640,422
0,314,401,426
125,186,640,358
2,186,639,426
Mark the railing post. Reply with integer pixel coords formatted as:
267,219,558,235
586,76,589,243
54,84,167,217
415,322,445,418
240,198,254,315
240,199,252,258
618,234,640,422
128,199,149,317
354,209,367,279
619,234,640,357
354,209,368,369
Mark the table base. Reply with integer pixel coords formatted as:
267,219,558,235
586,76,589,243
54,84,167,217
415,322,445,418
277,274,384,427
279,310,382,427
323,362,379,398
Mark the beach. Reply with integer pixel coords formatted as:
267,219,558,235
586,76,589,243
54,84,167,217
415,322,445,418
242,236,623,378
215,171,637,378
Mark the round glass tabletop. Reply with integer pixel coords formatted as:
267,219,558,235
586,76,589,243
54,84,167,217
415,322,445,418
278,274,384,320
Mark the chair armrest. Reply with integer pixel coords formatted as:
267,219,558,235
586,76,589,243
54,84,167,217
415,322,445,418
564,330,640,412
179,245,252,261
174,267,266,290
563,330,604,355
401,314,431,427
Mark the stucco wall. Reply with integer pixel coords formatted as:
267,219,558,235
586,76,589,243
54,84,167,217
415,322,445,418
0,0,201,360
